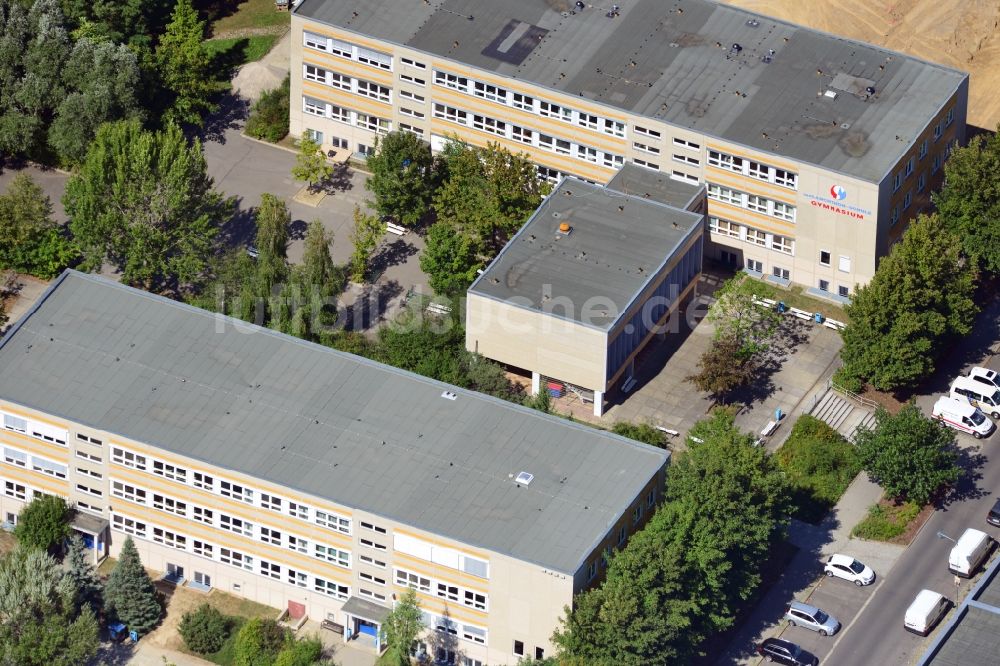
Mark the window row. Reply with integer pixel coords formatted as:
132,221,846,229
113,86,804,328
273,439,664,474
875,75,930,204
302,32,391,70
110,512,353,600
708,217,795,255
707,183,796,222
420,609,489,647
3,445,68,479
2,411,68,446
393,533,489,579
432,103,624,169
432,69,626,138
394,567,488,612
302,97,391,135
706,150,798,189
302,65,392,103
108,443,352,534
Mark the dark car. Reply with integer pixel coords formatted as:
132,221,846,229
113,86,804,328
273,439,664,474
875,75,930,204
988,499,1000,527
756,637,819,665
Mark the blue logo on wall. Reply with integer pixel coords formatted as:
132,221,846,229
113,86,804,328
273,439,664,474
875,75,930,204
829,184,848,201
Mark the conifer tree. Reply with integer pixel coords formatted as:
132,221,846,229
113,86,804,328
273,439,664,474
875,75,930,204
104,536,162,636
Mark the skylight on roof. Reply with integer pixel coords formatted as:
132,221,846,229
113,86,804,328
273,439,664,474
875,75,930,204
515,471,534,486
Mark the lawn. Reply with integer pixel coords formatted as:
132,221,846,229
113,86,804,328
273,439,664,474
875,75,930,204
207,0,290,37
204,34,280,66
776,415,862,524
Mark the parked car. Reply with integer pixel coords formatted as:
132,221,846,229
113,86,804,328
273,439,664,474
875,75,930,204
948,528,993,578
988,499,1000,528
756,637,819,665
970,366,1000,391
932,396,995,438
784,600,841,636
824,553,875,586
904,589,951,636
951,376,1000,419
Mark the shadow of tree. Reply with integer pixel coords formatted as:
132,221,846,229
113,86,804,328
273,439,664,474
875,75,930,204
725,317,811,406
288,218,308,241
320,164,355,194
336,280,404,332
369,239,418,277
937,446,990,509
216,196,256,250
198,92,250,146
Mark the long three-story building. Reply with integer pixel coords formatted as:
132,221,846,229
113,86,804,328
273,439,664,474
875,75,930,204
288,0,968,297
0,271,668,665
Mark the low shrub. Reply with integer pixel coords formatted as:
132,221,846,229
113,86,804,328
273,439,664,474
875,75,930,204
851,501,921,541
612,421,667,448
179,604,232,655
776,415,861,523
245,76,290,142
832,365,864,394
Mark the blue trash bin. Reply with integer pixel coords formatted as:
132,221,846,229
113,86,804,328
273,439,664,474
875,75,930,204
777,301,788,313
813,312,824,323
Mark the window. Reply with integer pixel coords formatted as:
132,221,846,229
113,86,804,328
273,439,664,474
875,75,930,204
933,123,942,141
707,150,743,173
77,466,102,479
112,514,146,537
3,414,26,433
771,235,794,255
838,256,852,273
772,202,796,222
919,139,929,159
433,103,467,125
838,285,851,298
434,71,468,92
917,172,927,193
357,47,391,70
577,112,598,130
29,423,66,445
314,577,349,600
287,569,308,588
512,92,534,111
553,138,571,155
632,505,643,525
472,114,505,136
259,560,281,580
4,481,27,501
577,145,599,164
474,81,507,103
303,96,326,117
153,494,186,517
746,259,763,273
905,157,915,177
76,501,102,515
220,480,252,504
818,279,831,292
359,571,386,586
111,447,146,470
303,64,326,83
633,142,660,155
361,537,387,552
462,624,487,645
647,490,656,508
400,57,425,69
398,88,424,101
709,217,741,239
360,588,387,602
76,433,102,446
193,506,213,524
538,101,571,121
357,80,390,103
746,194,768,214
536,648,545,660
772,266,790,280
260,527,281,546
774,168,797,188
511,125,533,144
464,590,487,611
3,446,26,467
633,158,659,171
359,554,386,568
618,525,627,546
587,560,598,581
113,481,145,503
260,493,282,512
820,250,831,266
288,535,308,554
315,509,349,533
672,137,698,149
220,548,253,571
672,153,699,166
707,183,741,206
329,136,348,149
635,126,661,139
396,569,431,593
946,107,954,127
76,483,102,497
604,118,626,137
220,514,253,537
315,543,350,568
360,521,387,534
303,32,329,52
153,527,186,550
288,501,309,520
193,540,213,558
903,190,913,210
748,160,769,181
328,104,350,123
153,460,186,482
462,555,489,579
513,640,525,657
193,471,214,491
76,450,101,463
890,205,900,226
329,37,353,59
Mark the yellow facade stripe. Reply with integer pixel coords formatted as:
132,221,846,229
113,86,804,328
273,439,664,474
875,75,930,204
300,54,394,86
707,200,796,232
0,403,70,430
705,168,797,204
392,551,488,593
431,86,628,152
0,433,73,461
111,501,353,585
391,584,488,622
302,81,393,115
110,466,352,548
1,464,68,496
705,142,800,172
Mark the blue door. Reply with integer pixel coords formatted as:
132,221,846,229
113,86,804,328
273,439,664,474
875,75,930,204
358,620,378,637
81,534,94,549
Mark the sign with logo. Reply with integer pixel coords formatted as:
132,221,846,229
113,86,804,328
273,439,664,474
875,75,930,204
804,184,871,221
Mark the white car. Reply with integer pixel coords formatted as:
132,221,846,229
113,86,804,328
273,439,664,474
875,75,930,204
970,367,1000,391
824,554,875,586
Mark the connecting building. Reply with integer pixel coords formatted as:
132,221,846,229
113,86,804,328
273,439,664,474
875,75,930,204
0,271,669,665
466,173,704,415
289,0,968,296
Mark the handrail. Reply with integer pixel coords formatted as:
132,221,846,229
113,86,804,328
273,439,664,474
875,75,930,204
830,380,879,411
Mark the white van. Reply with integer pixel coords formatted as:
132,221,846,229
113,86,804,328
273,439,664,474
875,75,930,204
951,376,1000,418
904,589,950,635
932,396,994,439
948,528,993,578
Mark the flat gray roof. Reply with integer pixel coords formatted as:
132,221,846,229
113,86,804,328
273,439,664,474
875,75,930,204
295,0,967,182
468,177,703,330
606,164,704,210
922,556,1000,666
0,271,668,574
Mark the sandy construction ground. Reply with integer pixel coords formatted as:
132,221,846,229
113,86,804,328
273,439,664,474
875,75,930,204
726,0,1000,130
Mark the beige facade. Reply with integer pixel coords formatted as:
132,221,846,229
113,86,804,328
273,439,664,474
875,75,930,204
288,11,967,297
0,398,659,665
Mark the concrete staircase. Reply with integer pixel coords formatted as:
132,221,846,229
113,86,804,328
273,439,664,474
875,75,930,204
810,389,877,443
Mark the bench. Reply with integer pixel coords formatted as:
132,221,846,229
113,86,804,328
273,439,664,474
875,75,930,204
426,302,452,316
760,420,779,438
621,377,638,394
385,222,408,236
321,619,344,635
655,426,680,437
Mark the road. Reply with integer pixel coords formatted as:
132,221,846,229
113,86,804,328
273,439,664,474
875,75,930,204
824,299,1000,666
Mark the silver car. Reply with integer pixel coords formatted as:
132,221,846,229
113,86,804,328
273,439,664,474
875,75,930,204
784,601,841,636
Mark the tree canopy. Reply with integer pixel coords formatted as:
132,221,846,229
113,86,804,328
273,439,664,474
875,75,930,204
155,0,221,127
0,174,77,278
419,220,482,296
292,137,333,193
365,131,435,227
854,403,960,505
840,214,977,391
378,589,423,666
13,494,71,555
64,119,227,291
103,536,162,636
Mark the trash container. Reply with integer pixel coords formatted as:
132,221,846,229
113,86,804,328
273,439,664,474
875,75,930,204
813,312,824,323
777,301,788,313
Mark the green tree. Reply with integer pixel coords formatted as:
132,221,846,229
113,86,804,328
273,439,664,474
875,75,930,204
434,140,548,254
365,131,435,227
154,0,220,126
273,635,327,666
253,193,291,295
933,128,1000,274
0,546,100,666
378,589,424,666
686,334,757,400
64,534,103,614
292,136,334,193
840,214,978,391
13,494,71,555
776,415,861,523
178,604,231,654
855,403,961,504
349,205,385,283
302,219,335,291
0,173,77,278
245,76,290,142
103,536,162,636
64,119,227,291
419,220,482,296
611,421,667,448
233,617,287,666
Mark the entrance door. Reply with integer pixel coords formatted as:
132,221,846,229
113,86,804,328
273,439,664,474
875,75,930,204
358,620,378,637
194,571,211,587
166,563,184,580
720,250,738,267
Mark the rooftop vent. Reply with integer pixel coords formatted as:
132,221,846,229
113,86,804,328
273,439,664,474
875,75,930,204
556,222,572,235
865,86,876,96
515,471,534,486
605,4,620,18
575,1,584,8
441,391,457,401
824,89,838,99
730,43,743,54
746,18,760,27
